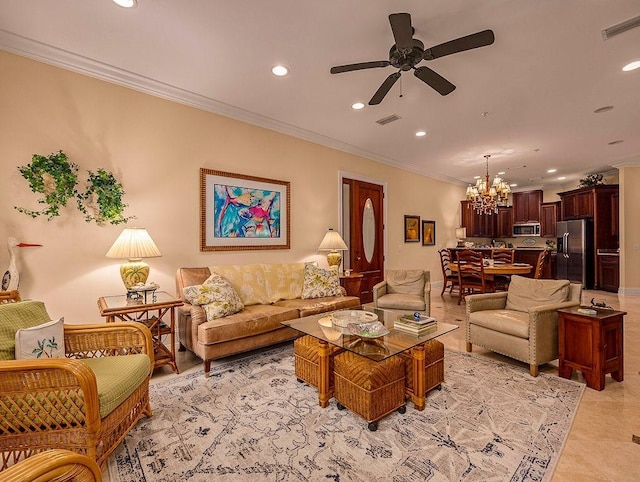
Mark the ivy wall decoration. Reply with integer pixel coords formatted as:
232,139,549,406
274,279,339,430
15,150,134,225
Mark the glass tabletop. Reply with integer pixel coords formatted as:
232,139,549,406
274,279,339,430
99,290,180,312
282,306,458,362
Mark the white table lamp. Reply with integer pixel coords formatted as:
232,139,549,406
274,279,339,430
318,228,348,269
106,228,161,290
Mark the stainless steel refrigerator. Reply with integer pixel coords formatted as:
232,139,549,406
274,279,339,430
556,219,594,288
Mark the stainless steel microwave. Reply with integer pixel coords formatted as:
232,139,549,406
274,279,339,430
513,223,540,237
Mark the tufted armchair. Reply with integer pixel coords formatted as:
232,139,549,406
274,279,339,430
465,276,582,376
372,270,431,316
0,297,154,471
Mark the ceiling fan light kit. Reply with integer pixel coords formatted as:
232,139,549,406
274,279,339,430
330,12,494,105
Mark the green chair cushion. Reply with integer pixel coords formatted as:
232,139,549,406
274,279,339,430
0,301,51,360
81,354,151,418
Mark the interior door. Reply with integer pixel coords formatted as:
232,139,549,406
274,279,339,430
343,178,384,303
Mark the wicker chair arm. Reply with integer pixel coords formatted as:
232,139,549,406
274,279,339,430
0,449,102,482
63,322,154,362
0,358,101,438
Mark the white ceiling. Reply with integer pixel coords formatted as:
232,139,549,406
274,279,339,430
2,0,640,191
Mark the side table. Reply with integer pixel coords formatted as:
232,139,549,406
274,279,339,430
558,306,626,390
339,272,363,300
97,290,182,374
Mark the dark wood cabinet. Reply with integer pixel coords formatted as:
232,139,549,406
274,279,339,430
513,249,551,278
597,255,619,292
460,201,496,237
540,202,560,238
496,207,513,238
512,190,542,223
561,190,594,219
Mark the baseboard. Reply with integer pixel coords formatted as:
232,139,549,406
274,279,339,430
617,287,640,296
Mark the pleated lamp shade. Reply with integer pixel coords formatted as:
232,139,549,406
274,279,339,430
106,228,161,289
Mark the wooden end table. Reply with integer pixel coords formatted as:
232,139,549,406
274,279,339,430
339,272,363,299
97,290,182,374
558,306,626,391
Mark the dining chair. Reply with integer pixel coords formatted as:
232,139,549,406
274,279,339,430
456,250,495,305
438,248,459,296
533,250,549,279
492,248,515,290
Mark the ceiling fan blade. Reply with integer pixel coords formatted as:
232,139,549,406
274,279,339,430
369,72,401,105
330,61,390,74
423,29,495,60
389,13,413,53
414,67,456,95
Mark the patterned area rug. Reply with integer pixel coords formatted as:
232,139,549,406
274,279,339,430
108,344,584,481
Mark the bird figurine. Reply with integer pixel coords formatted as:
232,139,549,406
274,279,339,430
2,237,43,291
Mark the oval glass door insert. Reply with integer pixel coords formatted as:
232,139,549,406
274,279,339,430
362,198,375,263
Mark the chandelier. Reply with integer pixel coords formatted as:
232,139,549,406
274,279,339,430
465,155,511,215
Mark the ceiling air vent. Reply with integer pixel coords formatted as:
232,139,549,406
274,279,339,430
602,14,640,40
376,114,401,125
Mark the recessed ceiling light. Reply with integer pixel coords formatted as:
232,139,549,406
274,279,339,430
558,176,566,180
594,105,614,113
112,0,137,7
622,60,640,71
351,102,365,110
271,65,289,77
510,183,518,187
497,171,505,175
547,169,557,173
608,140,624,145
415,131,427,137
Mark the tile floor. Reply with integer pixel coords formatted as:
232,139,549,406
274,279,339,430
106,288,640,481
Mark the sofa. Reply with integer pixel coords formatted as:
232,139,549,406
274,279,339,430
465,275,582,376
176,263,360,376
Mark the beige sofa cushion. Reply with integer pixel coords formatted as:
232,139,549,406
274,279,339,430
275,295,360,317
468,310,530,339
211,264,271,306
505,276,570,312
377,294,425,311
386,270,425,295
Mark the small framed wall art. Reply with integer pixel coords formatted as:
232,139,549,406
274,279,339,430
422,220,436,246
200,168,290,251
404,215,420,242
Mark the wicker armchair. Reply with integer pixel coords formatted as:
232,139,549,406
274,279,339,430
0,449,101,482
0,300,154,471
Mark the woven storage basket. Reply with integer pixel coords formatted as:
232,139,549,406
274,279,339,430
333,351,405,423
401,339,444,397
293,335,341,388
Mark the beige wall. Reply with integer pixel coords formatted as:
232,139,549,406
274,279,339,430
619,165,640,294
0,52,464,323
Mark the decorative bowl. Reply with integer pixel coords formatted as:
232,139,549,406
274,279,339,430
347,321,389,339
331,310,378,328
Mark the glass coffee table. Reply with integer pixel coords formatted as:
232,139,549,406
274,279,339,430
282,306,458,412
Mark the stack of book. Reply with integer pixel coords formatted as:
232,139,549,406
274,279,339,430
394,315,437,335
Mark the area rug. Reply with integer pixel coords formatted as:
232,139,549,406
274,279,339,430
108,344,584,482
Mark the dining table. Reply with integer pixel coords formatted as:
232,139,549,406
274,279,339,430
448,261,533,279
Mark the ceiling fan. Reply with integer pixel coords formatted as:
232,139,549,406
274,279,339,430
330,13,495,105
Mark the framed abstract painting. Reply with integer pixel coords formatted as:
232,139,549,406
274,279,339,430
200,168,290,251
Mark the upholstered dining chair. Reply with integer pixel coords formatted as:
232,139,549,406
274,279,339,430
492,248,515,290
533,250,549,279
438,249,459,296
0,295,154,471
456,250,495,305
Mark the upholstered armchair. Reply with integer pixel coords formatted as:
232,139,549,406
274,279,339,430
465,276,582,376
0,298,154,471
0,449,101,482
372,270,430,315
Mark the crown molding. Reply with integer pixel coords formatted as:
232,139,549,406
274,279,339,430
0,29,465,187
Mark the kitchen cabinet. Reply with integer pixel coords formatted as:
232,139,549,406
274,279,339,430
597,253,619,292
513,190,542,223
496,207,513,238
561,190,593,219
460,200,496,237
513,249,551,279
540,202,560,238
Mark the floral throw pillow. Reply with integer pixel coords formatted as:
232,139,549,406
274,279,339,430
183,273,244,322
14,317,65,359
301,264,342,299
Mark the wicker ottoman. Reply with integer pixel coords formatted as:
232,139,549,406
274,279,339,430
400,339,444,402
294,335,341,388
333,351,406,431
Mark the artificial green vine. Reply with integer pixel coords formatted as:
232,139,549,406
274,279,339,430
15,150,135,225
15,151,79,220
